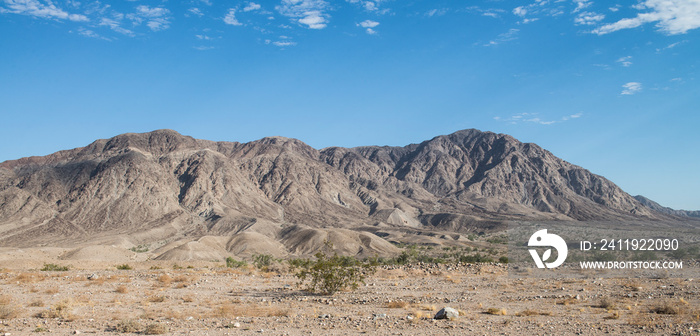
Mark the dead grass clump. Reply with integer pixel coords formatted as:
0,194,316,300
597,297,616,310
147,295,167,303
36,300,74,320
144,323,169,335
557,297,579,306
604,311,621,320
486,308,507,315
14,272,45,283
515,309,552,317
28,299,45,307
114,320,142,333
0,296,20,319
182,295,195,303
156,274,172,287
44,287,60,295
385,300,410,309
651,300,685,315
115,285,128,294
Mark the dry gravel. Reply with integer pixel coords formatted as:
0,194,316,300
0,262,698,335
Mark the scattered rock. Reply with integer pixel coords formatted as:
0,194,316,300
434,307,459,320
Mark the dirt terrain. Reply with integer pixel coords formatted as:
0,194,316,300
0,261,698,335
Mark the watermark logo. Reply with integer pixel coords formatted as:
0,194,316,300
528,229,568,269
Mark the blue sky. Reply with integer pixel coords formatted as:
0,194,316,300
1,0,699,210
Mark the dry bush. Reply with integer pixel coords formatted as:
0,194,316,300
156,274,172,287
0,296,20,319
597,297,616,310
147,295,167,303
15,272,45,283
182,295,195,303
651,300,686,315
417,304,436,311
486,308,507,315
144,323,169,335
385,300,410,309
36,299,74,320
515,309,552,317
215,303,289,318
604,311,621,320
115,285,128,294
44,287,59,294
28,299,44,307
114,320,141,333
557,297,579,306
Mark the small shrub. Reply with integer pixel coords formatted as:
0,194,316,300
144,323,168,335
225,257,247,268
130,244,149,253
114,320,141,333
651,300,684,315
293,242,374,295
115,285,128,294
486,308,507,315
252,254,275,270
40,264,69,272
385,300,410,309
498,256,509,264
116,264,132,270
515,309,552,316
597,297,616,310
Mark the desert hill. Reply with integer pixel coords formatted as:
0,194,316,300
0,129,685,261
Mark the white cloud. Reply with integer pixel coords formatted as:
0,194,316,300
594,0,700,35
1,0,88,21
426,8,447,17
359,19,379,28
616,56,633,67
575,11,604,25
621,82,642,95
224,8,242,26
99,17,134,36
273,41,297,47
187,7,204,17
277,0,330,29
485,28,519,46
513,6,527,17
346,0,388,14
573,0,592,13
127,5,171,31
496,112,583,125
243,2,261,12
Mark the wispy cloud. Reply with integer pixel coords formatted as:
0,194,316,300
346,0,389,14
494,112,584,125
1,0,88,22
243,2,262,12
621,82,642,95
425,8,447,17
129,5,171,31
224,8,242,26
99,17,134,36
187,7,204,17
265,38,297,47
575,11,604,25
277,0,330,29
358,19,379,34
485,28,519,46
593,0,700,35
617,56,632,67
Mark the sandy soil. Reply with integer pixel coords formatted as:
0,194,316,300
0,262,698,335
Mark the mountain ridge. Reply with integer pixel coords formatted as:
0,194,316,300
0,129,691,259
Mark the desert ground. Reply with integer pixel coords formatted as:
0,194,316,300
0,258,698,336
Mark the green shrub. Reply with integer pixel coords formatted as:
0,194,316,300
225,257,247,268
292,243,374,295
498,256,509,264
40,264,69,271
129,244,149,253
116,264,132,270
252,254,275,270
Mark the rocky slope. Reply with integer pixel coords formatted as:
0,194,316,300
0,129,675,258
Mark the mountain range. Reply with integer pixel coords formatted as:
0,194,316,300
0,129,693,260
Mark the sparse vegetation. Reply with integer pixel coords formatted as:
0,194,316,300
226,256,247,268
292,242,374,295
486,308,507,315
144,323,169,335
252,253,275,270
114,320,141,333
40,263,69,271
130,244,150,253
116,264,133,270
